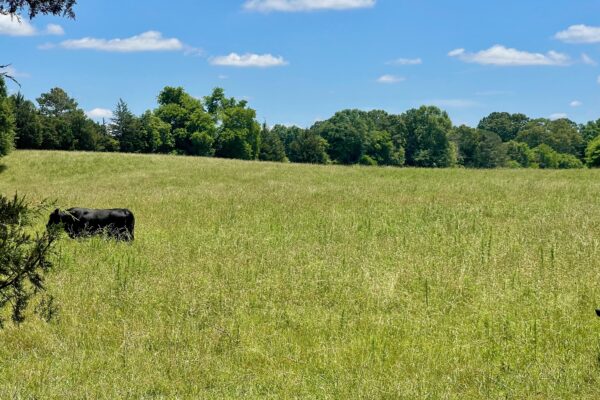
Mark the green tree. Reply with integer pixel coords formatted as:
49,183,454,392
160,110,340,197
37,87,77,118
95,121,119,152
517,118,584,158
309,109,405,166
139,111,172,153
288,130,329,164
69,110,100,151
110,99,142,153
0,194,60,326
36,87,80,150
474,130,506,168
187,110,216,156
581,119,600,146
585,135,600,168
189,132,214,157
0,76,15,156
451,125,479,167
557,153,583,169
10,93,42,149
272,124,303,156
206,89,260,160
533,144,559,169
403,106,455,167
477,112,529,142
365,129,404,166
39,114,68,149
504,141,534,168
156,86,216,156
311,110,368,164
204,87,237,123
259,123,287,162
452,125,506,168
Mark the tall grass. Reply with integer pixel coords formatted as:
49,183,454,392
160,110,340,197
1,150,600,398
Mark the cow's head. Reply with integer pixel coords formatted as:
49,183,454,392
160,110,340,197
47,208,64,228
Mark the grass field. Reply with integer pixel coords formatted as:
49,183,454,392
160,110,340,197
1,150,600,399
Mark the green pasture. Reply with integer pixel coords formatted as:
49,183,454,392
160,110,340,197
1,150,600,399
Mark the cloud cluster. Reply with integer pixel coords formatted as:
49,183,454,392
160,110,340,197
376,74,404,84
210,53,288,67
45,24,65,36
449,45,570,66
0,14,64,36
555,25,600,44
244,0,375,12
86,108,113,120
60,31,184,52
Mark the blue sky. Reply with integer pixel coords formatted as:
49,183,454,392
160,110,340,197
1,0,600,127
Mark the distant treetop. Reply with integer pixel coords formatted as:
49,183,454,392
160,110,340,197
0,0,76,18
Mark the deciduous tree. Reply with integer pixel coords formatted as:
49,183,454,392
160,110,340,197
477,112,529,142
403,106,454,167
288,129,329,164
517,118,584,158
586,135,600,168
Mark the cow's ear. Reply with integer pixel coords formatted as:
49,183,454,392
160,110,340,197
53,208,61,215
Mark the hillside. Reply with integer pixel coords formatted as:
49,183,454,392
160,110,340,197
1,150,600,398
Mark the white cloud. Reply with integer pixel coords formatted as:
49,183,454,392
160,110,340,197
60,31,184,52
244,0,375,12
555,25,600,44
448,48,465,57
570,100,582,107
210,53,288,68
0,15,64,37
425,99,479,108
376,74,405,84
582,53,597,66
0,14,36,36
386,57,422,66
218,74,228,79
549,113,568,120
45,24,65,36
448,45,570,66
86,108,113,120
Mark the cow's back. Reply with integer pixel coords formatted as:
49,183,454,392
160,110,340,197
68,208,133,229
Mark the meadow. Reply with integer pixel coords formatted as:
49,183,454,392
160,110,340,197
1,150,600,399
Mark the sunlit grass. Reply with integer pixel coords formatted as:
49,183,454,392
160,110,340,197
1,150,600,398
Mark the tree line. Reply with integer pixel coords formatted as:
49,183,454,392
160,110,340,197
1,76,600,169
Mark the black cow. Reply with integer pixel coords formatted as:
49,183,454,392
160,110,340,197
48,208,135,241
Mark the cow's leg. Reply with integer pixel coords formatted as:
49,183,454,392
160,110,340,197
128,225,134,241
